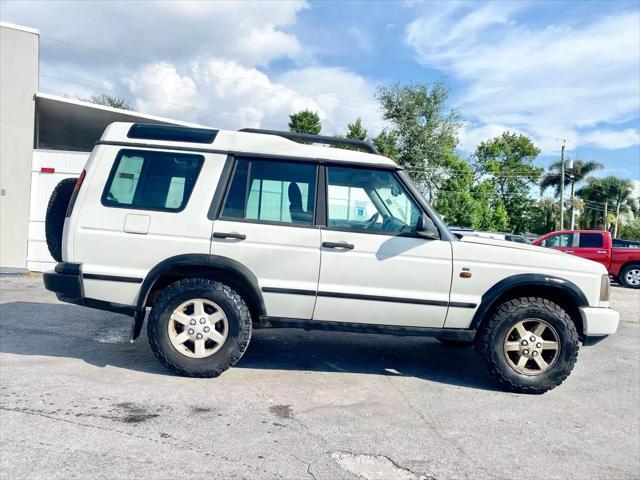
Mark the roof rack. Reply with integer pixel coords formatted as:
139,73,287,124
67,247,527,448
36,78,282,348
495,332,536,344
239,128,380,155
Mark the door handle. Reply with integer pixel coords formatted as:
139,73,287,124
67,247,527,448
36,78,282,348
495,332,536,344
322,241,354,250
213,232,246,240
565,250,574,253
597,250,607,254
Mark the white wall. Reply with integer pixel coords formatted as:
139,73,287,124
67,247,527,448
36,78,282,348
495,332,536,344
27,150,88,272
0,23,39,270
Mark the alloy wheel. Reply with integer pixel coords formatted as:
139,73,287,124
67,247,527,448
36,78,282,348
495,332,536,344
503,318,560,376
625,268,640,286
167,298,229,358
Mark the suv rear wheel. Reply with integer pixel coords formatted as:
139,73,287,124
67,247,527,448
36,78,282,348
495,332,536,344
476,297,579,394
147,278,252,377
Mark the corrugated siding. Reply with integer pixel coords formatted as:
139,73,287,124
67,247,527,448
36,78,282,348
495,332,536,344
27,150,88,271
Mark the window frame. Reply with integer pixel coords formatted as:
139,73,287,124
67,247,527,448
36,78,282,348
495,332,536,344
216,156,320,229
101,148,204,213
322,164,428,239
577,232,604,248
542,232,576,248
211,156,448,240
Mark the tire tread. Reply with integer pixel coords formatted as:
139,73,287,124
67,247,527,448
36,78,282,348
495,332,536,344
476,296,579,394
147,277,252,378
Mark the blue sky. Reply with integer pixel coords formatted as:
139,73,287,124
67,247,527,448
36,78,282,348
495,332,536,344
2,0,639,188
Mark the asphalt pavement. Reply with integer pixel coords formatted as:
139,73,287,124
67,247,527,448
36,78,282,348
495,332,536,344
1,274,638,480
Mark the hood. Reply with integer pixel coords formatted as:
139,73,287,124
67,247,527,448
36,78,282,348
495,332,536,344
458,235,607,275
459,235,559,253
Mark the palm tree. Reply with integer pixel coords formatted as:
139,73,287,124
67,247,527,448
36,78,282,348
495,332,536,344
607,177,635,237
540,159,603,229
538,197,559,232
577,176,635,233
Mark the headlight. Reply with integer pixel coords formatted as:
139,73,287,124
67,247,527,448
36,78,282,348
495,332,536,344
600,274,610,302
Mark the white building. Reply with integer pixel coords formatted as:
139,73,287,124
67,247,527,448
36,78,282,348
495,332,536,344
0,22,200,272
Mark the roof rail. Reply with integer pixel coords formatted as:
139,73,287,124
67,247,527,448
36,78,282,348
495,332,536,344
239,128,380,155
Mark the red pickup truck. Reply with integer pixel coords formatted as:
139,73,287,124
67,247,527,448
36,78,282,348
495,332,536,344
533,230,640,288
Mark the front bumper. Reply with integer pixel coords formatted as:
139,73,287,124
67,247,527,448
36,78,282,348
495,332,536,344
580,306,620,337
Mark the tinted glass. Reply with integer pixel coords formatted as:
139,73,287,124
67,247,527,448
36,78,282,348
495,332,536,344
102,149,203,211
128,124,217,143
543,233,574,247
327,166,421,234
220,159,316,225
579,233,603,248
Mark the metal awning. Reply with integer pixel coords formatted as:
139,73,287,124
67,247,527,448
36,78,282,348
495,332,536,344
34,92,204,152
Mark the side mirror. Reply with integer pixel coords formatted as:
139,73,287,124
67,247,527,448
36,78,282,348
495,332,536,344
416,214,439,240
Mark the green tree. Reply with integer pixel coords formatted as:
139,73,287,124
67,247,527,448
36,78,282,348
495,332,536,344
376,81,462,201
607,177,635,236
474,132,543,233
535,197,560,234
288,110,321,135
578,176,635,232
577,178,608,229
619,217,640,240
471,180,509,231
540,159,603,228
336,118,371,152
433,156,475,226
345,118,367,141
372,129,399,161
80,94,133,110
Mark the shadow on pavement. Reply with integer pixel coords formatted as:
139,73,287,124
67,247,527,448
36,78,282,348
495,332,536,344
0,301,501,391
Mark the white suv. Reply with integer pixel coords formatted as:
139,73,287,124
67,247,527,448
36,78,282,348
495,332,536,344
43,122,619,393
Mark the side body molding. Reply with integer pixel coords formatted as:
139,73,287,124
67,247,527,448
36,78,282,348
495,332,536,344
470,273,589,330
130,253,265,340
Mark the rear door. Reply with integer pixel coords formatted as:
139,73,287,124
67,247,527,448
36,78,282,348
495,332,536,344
73,146,218,306
313,165,452,328
576,232,610,268
211,157,321,320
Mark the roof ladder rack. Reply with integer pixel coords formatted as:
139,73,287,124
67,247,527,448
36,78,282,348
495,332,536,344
239,128,380,155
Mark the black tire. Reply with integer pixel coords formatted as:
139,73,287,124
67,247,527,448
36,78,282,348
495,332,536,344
147,278,252,377
476,297,579,394
436,338,473,348
45,178,77,262
619,263,640,289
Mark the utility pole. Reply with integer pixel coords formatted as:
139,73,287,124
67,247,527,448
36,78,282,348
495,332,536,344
559,140,566,230
567,158,575,229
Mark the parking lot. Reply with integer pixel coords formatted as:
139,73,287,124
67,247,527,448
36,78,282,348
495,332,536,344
0,274,638,480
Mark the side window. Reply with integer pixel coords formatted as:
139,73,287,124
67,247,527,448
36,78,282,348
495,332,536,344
220,159,316,225
326,166,421,234
543,233,574,247
102,149,203,211
579,233,603,248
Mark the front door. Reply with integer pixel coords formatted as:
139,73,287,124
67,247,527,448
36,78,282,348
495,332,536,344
540,231,576,254
211,157,321,320
313,166,452,328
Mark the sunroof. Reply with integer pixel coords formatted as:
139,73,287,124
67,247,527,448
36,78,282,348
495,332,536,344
128,124,218,144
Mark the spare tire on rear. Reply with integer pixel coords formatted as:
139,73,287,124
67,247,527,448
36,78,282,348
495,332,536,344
45,177,77,262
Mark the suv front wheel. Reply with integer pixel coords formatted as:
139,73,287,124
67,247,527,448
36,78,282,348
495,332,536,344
147,278,252,377
476,297,579,394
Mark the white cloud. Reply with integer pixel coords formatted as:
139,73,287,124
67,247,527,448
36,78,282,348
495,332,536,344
407,3,640,153
1,0,307,67
581,129,640,150
124,59,382,134
2,0,384,134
